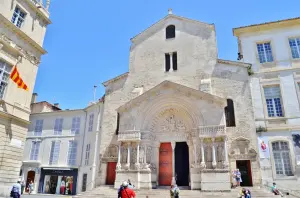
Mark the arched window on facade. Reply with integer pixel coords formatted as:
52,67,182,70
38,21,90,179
225,99,236,127
166,25,175,39
272,141,293,176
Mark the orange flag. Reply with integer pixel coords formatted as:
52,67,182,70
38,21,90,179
10,66,29,91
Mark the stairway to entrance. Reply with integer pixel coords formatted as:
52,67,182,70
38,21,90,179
74,185,297,198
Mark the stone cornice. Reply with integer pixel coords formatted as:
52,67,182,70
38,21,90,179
0,109,30,125
117,80,227,113
217,59,251,68
24,0,51,25
0,14,47,57
233,17,300,37
102,72,129,87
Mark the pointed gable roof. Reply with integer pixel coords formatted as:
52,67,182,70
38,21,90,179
117,80,226,112
130,12,215,43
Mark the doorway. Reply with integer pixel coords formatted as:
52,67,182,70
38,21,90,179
236,160,253,186
26,171,35,192
159,142,173,186
106,162,117,185
175,142,189,186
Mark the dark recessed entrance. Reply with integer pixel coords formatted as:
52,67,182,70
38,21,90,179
175,142,189,186
236,160,253,186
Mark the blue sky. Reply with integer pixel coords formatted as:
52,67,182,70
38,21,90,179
35,0,299,109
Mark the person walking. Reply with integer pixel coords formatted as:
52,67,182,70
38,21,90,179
10,180,21,198
118,181,136,198
236,169,242,187
28,180,34,195
170,184,180,198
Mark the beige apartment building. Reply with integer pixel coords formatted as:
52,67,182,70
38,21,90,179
0,0,51,196
21,96,103,195
234,17,300,191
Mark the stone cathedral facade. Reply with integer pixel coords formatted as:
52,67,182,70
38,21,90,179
96,11,261,191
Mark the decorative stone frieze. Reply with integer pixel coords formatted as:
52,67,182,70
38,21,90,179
0,34,40,65
199,125,226,138
118,130,141,142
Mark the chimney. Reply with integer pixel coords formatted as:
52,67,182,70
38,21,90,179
168,8,173,15
31,93,38,104
53,103,59,108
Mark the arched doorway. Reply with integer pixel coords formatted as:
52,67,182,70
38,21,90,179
26,171,35,192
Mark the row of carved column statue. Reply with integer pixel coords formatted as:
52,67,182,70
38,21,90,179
116,142,150,171
193,137,229,169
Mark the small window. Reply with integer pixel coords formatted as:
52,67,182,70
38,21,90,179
166,25,175,39
272,141,293,176
67,140,77,166
264,86,283,117
289,38,300,59
49,141,60,165
30,141,40,160
225,99,236,127
54,118,63,135
165,54,171,72
172,52,177,71
71,117,81,135
85,144,91,166
257,42,274,63
34,120,43,136
88,113,94,132
11,7,26,28
0,60,12,99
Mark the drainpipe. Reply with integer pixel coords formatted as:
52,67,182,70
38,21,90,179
79,109,88,168
91,102,103,188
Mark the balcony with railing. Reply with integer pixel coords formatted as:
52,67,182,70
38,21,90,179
198,125,226,138
118,130,141,142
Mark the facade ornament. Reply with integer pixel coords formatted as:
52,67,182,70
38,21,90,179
0,34,41,65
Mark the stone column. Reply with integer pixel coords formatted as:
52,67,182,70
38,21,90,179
200,139,206,168
171,142,176,184
135,143,140,170
126,143,131,170
169,52,173,71
193,140,198,167
116,143,122,170
212,138,217,169
223,136,229,169
155,143,160,186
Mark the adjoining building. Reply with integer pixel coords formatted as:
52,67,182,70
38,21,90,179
0,0,51,196
96,10,260,191
21,95,104,195
233,17,300,190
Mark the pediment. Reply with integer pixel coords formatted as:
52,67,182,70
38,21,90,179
130,13,214,47
117,80,226,112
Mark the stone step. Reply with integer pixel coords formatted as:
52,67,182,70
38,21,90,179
74,186,295,198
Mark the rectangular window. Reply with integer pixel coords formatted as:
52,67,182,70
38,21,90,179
49,141,60,165
71,117,81,135
88,113,94,132
0,60,12,99
257,42,274,63
264,86,283,117
85,144,91,166
289,38,300,59
30,141,40,160
172,52,177,71
165,53,170,72
34,120,43,136
11,7,26,28
82,174,88,192
67,140,77,166
54,118,63,135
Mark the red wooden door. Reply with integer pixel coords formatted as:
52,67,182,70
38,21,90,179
159,143,173,186
247,160,253,186
106,162,117,185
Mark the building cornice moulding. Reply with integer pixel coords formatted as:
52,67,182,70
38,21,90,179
0,14,47,55
23,0,52,25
